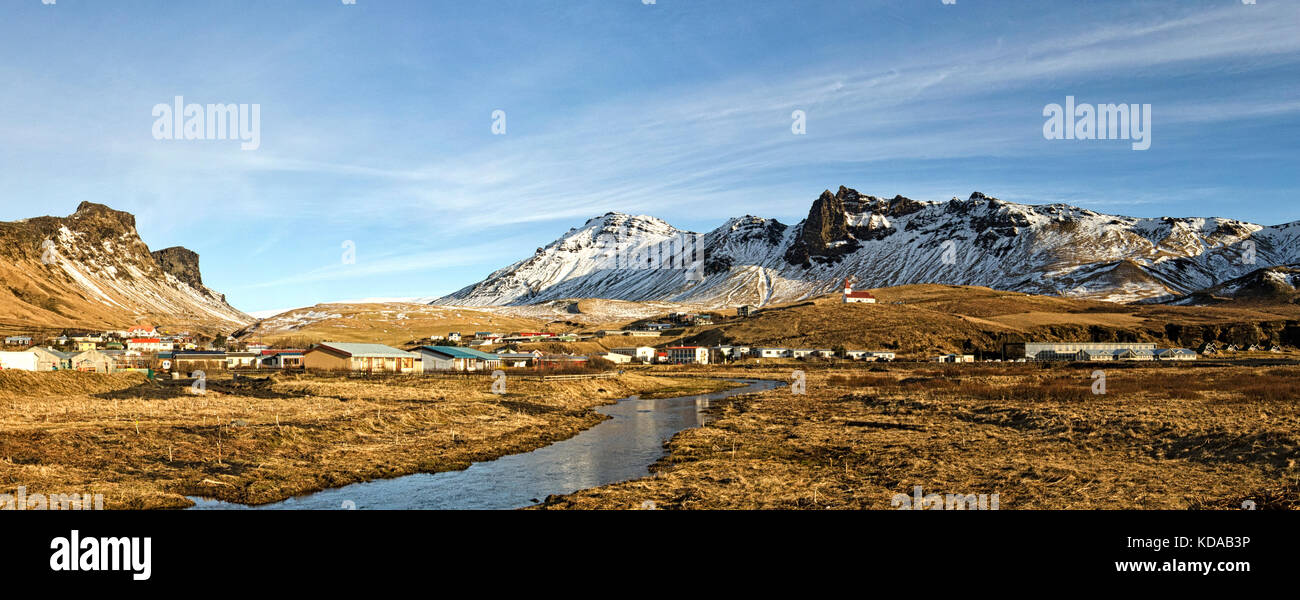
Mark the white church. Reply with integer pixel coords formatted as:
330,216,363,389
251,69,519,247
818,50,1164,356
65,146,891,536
842,277,877,303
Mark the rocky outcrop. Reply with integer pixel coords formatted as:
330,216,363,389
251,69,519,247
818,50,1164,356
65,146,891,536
783,187,860,267
152,246,204,289
0,203,250,330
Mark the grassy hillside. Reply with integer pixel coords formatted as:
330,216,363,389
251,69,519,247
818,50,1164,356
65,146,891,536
674,284,1300,357
234,285,1300,357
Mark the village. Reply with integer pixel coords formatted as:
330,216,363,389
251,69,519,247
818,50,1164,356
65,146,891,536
5,278,1281,380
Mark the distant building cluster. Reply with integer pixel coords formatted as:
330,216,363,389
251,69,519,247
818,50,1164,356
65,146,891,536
8,304,1285,380
1008,342,1198,362
0,324,221,375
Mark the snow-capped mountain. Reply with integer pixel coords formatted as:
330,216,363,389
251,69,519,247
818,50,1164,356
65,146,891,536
1166,265,1300,305
0,202,251,330
436,186,1300,307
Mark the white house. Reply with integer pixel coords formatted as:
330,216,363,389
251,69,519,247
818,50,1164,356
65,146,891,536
497,352,541,368
1157,348,1198,361
611,346,656,364
225,352,258,369
4,336,32,346
1075,349,1114,361
1125,349,1156,361
791,349,815,359
710,345,750,361
602,352,633,364
934,354,975,363
864,351,896,361
665,346,709,365
753,347,790,359
125,325,157,338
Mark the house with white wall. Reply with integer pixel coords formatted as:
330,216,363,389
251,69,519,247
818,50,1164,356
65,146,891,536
0,351,38,371
665,346,709,365
611,346,656,364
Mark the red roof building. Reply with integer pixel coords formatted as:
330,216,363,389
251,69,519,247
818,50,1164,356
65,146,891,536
842,277,877,304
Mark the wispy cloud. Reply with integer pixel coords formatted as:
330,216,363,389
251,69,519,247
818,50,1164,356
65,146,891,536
2,0,1297,311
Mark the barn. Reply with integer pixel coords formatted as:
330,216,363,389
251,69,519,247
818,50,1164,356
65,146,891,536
29,347,73,371
70,349,117,373
304,342,421,374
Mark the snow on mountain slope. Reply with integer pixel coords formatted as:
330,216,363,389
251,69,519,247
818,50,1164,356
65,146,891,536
0,202,251,330
435,186,1300,307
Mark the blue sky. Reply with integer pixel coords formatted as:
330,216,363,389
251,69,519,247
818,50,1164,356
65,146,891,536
1,0,1297,314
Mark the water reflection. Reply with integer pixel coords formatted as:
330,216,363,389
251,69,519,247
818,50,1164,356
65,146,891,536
189,378,779,510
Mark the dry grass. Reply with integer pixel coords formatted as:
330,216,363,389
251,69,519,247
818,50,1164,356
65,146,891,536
0,369,735,509
542,363,1300,509
674,284,1300,359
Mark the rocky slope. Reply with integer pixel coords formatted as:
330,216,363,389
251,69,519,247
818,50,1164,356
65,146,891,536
1165,265,1300,306
0,202,251,332
436,186,1300,307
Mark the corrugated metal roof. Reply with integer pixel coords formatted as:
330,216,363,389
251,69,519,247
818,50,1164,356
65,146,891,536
417,346,500,360
31,347,73,359
315,342,414,358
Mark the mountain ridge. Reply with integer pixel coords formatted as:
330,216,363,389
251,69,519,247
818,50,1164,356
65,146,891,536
0,202,251,333
435,186,1300,307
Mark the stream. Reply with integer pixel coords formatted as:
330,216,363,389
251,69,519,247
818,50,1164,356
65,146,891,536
187,378,780,510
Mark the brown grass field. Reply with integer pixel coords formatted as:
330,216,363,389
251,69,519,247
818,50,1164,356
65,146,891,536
541,361,1300,510
673,285,1300,358
0,369,738,509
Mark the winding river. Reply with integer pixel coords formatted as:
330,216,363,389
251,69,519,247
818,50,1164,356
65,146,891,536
188,378,780,510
